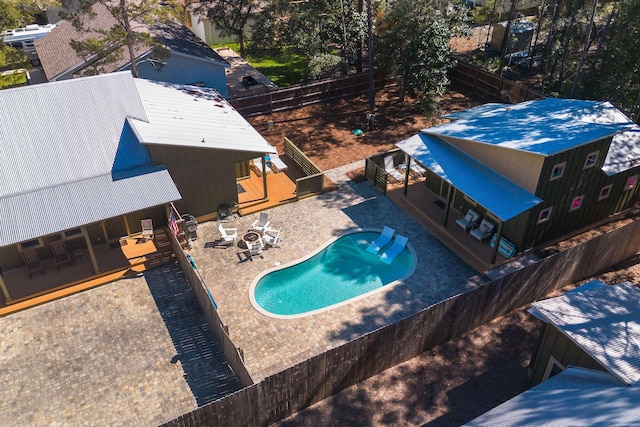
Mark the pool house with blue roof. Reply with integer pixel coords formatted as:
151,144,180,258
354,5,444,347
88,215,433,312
391,98,640,265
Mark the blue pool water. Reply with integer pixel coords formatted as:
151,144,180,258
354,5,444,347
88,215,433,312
250,231,416,318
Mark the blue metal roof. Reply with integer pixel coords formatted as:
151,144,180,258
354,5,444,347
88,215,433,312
396,133,542,221
433,98,637,156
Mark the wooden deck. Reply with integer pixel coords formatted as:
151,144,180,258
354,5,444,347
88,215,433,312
0,228,175,316
386,179,512,274
237,156,306,216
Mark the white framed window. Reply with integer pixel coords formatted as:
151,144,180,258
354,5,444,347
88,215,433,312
17,238,44,253
624,175,638,191
569,195,584,212
538,207,553,224
543,356,565,382
598,184,613,201
583,151,599,169
550,162,566,181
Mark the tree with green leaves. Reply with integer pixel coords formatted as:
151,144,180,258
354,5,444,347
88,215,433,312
376,0,470,113
65,0,174,78
193,0,259,57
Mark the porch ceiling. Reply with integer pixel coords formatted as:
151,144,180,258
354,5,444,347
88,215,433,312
396,133,543,221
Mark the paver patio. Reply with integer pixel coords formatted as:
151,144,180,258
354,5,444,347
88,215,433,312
190,163,487,381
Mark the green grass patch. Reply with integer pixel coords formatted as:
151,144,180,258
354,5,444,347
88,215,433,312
212,42,307,87
0,70,27,89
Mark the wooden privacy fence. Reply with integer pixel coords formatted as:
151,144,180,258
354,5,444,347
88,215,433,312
365,149,405,194
450,62,544,103
167,226,253,388
229,72,386,117
164,215,640,427
284,137,325,198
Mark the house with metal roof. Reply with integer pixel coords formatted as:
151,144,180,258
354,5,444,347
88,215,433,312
34,2,230,96
465,281,640,426
395,98,640,263
0,72,275,304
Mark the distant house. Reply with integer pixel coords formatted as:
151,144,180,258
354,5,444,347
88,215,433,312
465,281,640,426
0,72,275,295
527,280,640,386
396,98,640,258
34,2,230,96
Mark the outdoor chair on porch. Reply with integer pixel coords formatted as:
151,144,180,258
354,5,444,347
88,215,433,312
22,248,45,278
141,219,154,241
50,240,73,269
456,209,481,233
470,219,496,243
384,156,405,183
270,152,288,173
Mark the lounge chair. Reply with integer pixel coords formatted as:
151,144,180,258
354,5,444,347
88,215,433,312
251,212,270,234
270,152,288,173
50,240,72,269
470,219,496,242
247,241,264,260
141,219,154,240
380,235,409,264
263,227,282,248
22,248,45,278
366,226,395,254
218,223,238,247
251,157,273,177
456,209,481,232
398,161,427,178
384,156,405,183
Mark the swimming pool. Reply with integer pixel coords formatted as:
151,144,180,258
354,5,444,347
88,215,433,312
249,230,417,318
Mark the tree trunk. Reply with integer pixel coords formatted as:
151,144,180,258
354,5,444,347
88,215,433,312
121,0,138,78
570,0,598,97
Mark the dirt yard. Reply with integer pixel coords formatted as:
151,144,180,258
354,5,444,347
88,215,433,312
246,80,640,426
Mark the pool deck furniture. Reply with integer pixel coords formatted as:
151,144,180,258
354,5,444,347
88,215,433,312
251,212,270,234
247,240,264,260
380,234,409,264
262,227,282,248
384,156,405,183
456,209,481,233
470,219,496,242
218,223,238,247
366,226,395,254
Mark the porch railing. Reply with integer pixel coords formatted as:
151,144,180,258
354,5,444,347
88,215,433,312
284,137,324,198
365,149,404,194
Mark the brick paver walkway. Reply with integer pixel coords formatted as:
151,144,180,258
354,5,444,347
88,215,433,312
0,264,241,426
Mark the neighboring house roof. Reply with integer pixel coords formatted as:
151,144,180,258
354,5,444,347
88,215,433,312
435,98,636,156
35,2,228,82
129,79,277,153
465,367,640,427
396,133,543,221
0,72,274,247
530,281,640,386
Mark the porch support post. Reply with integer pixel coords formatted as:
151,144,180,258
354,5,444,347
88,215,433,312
443,184,453,227
82,226,100,274
402,155,410,196
0,273,11,302
490,222,503,265
100,221,109,244
123,215,131,236
262,155,268,199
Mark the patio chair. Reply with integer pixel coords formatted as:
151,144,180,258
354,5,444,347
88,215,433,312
141,219,154,241
251,212,270,234
270,152,288,173
247,241,264,260
22,248,45,278
218,223,238,247
251,157,273,177
456,209,481,233
384,156,405,183
380,235,409,264
50,240,72,269
366,226,395,254
263,227,282,248
398,161,427,178
470,219,496,242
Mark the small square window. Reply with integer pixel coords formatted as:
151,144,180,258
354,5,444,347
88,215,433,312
538,207,553,224
625,175,638,190
598,184,613,200
584,151,599,169
569,195,584,211
550,162,566,181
